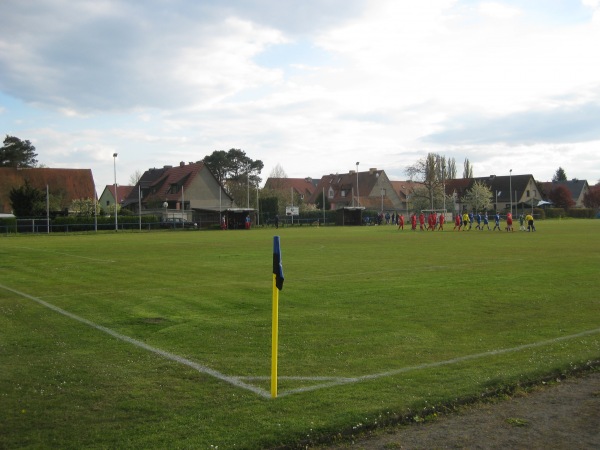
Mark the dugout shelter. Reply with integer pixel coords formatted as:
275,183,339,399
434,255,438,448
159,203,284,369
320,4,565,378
336,206,364,226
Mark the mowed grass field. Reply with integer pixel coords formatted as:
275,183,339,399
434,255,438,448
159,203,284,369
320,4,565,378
1,220,599,449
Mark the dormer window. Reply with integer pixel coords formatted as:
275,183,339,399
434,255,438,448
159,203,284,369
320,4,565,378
169,184,179,194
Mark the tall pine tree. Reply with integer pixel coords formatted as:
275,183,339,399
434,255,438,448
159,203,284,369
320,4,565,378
0,135,38,168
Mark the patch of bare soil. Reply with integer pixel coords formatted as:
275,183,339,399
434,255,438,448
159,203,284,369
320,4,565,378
323,371,600,449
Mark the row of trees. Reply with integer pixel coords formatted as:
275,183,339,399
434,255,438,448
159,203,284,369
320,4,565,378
404,154,496,212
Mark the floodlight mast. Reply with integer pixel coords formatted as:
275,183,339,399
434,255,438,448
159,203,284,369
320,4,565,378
356,162,360,207
509,169,513,215
113,153,118,232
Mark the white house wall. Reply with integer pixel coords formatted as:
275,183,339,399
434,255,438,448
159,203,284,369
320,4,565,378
186,170,235,209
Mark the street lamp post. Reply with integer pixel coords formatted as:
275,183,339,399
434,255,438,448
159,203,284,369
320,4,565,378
113,153,118,232
356,162,360,207
509,169,513,215
181,186,185,228
247,165,251,209
442,162,446,212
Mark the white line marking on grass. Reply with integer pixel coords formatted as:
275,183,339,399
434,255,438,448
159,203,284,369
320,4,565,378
3,283,598,399
0,284,271,399
277,327,600,397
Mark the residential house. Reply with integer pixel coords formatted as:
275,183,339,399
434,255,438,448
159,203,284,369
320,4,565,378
445,174,543,214
263,177,318,203
389,180,425,214
309,168,403,212
0,167,95,215
540,179,590,208
98,184,134,214
122,162,240,227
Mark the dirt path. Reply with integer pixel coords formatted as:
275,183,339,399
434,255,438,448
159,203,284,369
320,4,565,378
323,371,600,449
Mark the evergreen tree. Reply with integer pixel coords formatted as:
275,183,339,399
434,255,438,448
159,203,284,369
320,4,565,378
9,181,45,216
0,135,39,167
314,190,331,210
552,167,567,182
202,149,263,208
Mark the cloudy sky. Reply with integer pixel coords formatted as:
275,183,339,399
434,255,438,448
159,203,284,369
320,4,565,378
1,0,599,192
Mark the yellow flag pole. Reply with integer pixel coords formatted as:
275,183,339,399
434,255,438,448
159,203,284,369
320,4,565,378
271,273,279,398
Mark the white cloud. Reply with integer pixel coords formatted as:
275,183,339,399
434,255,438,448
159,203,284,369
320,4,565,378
478,2,522,19
0,2,287,113
582,0,600,9
1,0,599,188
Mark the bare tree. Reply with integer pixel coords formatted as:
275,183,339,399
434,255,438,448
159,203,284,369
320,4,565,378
267,164,288,190
269,164,287,179
406,153,447,210
447,157,457,179
129,170,143,185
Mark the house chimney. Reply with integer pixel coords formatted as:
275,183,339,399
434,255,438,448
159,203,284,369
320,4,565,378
369,168,377,174
180,161,185,167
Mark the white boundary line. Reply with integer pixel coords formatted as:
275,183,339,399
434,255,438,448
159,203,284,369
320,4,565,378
275,327,600,397
0,284,271,398
3,283,599,399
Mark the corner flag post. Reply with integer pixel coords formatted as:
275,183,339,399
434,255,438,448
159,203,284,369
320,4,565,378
271,236,284,398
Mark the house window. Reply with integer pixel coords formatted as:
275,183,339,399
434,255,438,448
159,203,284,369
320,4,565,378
526,190,530,197
341,190,346,197
328,187,334,198
106,200,109,206
169,184,179,194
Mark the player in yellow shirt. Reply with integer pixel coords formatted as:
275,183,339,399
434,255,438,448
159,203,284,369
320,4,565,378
525,213,535,231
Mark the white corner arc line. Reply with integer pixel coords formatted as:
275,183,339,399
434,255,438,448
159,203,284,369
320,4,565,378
0,284,271,398
4,284,599,399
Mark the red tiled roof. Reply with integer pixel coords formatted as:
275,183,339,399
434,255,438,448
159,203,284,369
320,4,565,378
390,180,423,200
0,167,96,213
104,184,134,203
309,169,386,206
142,163,204,203
264,177,317,197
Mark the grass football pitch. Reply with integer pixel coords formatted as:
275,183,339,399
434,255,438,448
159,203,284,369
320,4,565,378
1,220,599,448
